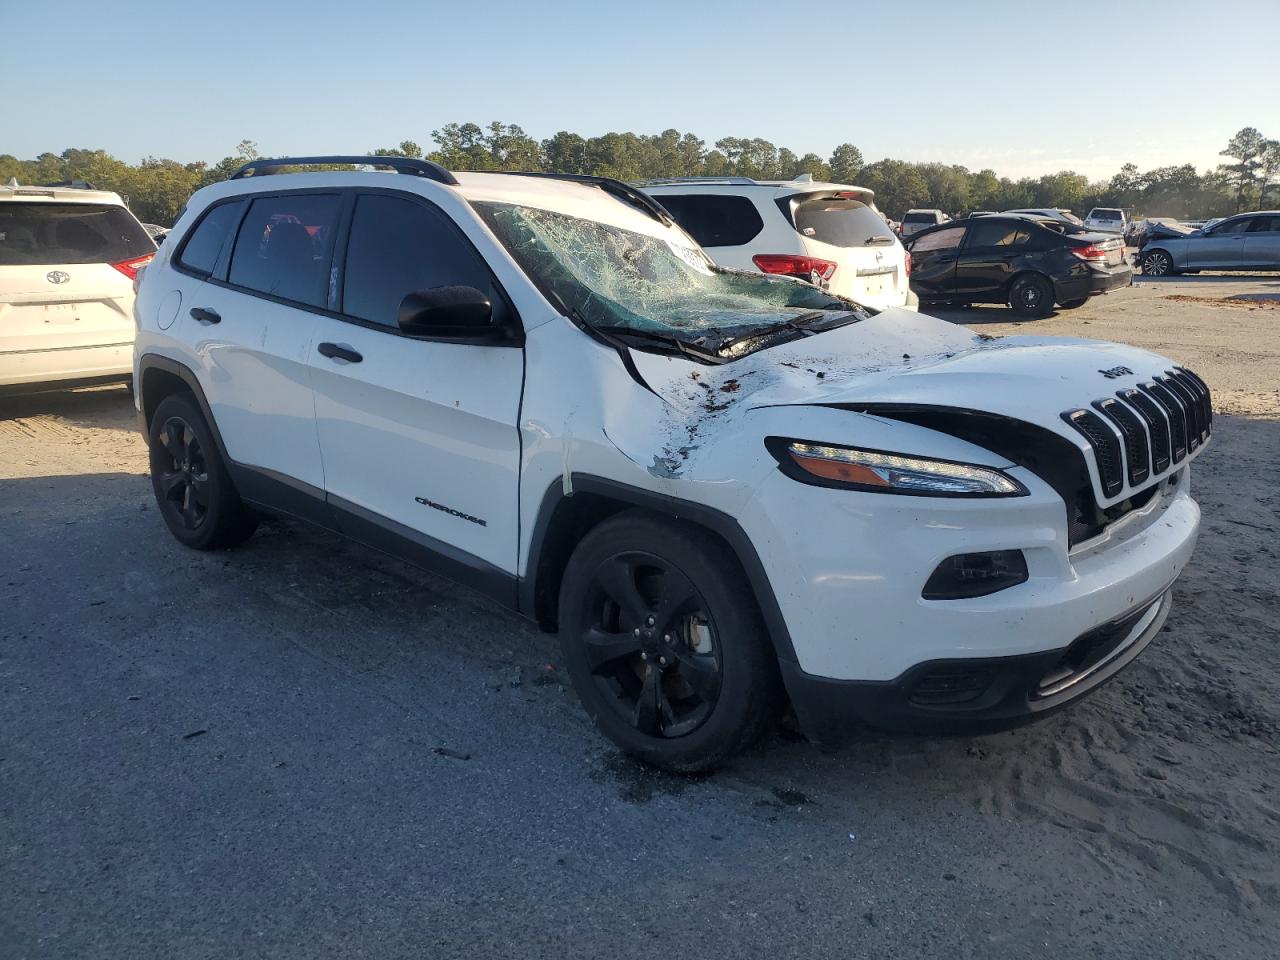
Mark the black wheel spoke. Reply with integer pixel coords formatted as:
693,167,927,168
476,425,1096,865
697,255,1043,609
673,650,720,701
633,664,662,736
161,422,184,461
159,470,186,500
596,556,650,625
655,570,698,629
188,476,210,508
583,627,642,675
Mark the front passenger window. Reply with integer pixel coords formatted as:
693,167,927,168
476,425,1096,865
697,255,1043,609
910,226,966,252
341,194,504,328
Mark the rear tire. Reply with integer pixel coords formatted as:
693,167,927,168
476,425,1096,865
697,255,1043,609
1059,297,1089,309
1009,274,1054,318
558,510,779,772
148,393,258,550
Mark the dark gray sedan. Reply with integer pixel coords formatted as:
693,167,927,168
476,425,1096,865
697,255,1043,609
1140,211,1280,275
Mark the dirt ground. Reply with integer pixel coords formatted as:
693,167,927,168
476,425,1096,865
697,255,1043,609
1,274,1278,959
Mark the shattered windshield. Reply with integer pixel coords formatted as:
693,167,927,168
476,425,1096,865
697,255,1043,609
474,201,865,352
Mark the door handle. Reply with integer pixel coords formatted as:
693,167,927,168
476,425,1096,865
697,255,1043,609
190,307,220,325
317,342,363,363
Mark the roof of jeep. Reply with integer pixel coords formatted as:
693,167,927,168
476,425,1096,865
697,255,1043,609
0,183,128,205
183,169,690,241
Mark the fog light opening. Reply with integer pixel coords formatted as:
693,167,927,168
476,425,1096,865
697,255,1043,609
922,550,1029,600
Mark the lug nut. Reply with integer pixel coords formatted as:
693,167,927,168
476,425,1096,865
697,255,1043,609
646,615,655,626
641,652,648,660
658,656,667,666
633,627,641,636
663,634,672,644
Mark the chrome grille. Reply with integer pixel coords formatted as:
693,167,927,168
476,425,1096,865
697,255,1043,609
1063,366,1212,507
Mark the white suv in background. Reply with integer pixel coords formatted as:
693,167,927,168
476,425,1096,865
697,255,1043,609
638,176,916,311
899,209,950,238
135,156,1208,772
1084,208,1128,235
1,179,155,394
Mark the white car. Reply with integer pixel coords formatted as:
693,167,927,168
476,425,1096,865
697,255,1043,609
899,208,950,238
639,176,915,311
1083,208,1128,235
1,179,155,394
134,156,1209,771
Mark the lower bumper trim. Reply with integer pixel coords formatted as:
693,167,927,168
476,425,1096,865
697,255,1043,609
781,587,1172,745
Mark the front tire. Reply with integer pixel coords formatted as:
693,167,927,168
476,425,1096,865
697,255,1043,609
148,393,258,550
1009,274,1054,318
1141,249,1176,276
558,511,779,772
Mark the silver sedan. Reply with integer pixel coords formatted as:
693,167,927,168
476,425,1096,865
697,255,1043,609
1141,211,1280,275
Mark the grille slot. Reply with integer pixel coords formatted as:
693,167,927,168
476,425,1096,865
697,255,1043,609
1062,409,1124,497
1174,367,1213,442
1162,373,1203,451
1093,398,1150,486
1141,380,1188,462
1118,388,1171,473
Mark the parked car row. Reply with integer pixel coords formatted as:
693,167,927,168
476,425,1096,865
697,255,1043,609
112,154,1211,770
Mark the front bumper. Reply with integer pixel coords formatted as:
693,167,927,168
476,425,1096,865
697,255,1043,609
784,586,1171,743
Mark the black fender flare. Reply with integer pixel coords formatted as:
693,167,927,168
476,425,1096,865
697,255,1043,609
522,474,799,664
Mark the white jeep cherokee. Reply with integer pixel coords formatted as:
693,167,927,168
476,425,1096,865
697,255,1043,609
134,157,1208,772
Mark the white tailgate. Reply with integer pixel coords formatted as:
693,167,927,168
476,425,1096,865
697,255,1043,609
0,263,135,353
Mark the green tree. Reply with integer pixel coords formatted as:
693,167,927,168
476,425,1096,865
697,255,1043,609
1218,126,1266,212
828,143,864,184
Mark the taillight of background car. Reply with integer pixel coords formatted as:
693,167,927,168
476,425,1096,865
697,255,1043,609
112,253,154,281
904,251,912,276
1069,244,1109,263
751,254,837,285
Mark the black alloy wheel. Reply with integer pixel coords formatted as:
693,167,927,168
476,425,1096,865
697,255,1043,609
155,415,211,531
580,551,722,739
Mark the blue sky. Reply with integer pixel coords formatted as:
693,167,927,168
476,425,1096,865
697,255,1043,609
5,0,1277,180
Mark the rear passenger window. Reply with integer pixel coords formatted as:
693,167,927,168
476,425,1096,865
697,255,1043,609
656,194,764,247
341,194,503,328
177,201,244,276
910,226,966,252
966,220,1031,248
229,194,340,307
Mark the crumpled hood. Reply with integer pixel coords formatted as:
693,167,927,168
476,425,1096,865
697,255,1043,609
629,307,1180,442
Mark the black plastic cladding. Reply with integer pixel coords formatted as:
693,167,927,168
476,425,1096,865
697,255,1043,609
1063,366,1212,506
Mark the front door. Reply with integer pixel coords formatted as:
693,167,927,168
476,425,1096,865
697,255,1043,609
951,218,1032,301
307,191,524,582
1185,216,1249,269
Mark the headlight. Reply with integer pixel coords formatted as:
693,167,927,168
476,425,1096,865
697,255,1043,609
770,439,1026,497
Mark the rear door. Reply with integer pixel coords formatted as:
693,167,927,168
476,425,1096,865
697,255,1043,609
307,189,524,579
1185,216,1249,268
1243,215,1280,268
952,218,1034,301
0,200,153,360
905,225,966,299
167,191,336,503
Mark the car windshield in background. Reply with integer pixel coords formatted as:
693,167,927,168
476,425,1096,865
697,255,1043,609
1060,211,1084,225
475,202,864,356
793,197,896,247
0,203,154,266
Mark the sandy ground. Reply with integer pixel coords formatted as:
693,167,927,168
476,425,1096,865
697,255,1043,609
1,274,1277,958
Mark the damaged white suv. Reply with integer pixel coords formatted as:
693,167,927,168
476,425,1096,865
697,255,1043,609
134,157,1209,771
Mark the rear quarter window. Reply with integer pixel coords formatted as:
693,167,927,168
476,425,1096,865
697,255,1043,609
0,202,154,266
792,197,896,248
655,194,764,247
176,201,246,276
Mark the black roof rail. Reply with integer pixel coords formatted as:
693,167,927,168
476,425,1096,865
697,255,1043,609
230,156,458,186
490,172,674,226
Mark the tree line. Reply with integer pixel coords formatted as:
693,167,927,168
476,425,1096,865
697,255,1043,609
3,124,1276,227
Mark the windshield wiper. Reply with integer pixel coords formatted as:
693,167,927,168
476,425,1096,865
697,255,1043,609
864,235,894,244
593,325,730,365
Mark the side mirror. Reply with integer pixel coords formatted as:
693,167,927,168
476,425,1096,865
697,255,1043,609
398,285,501,342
